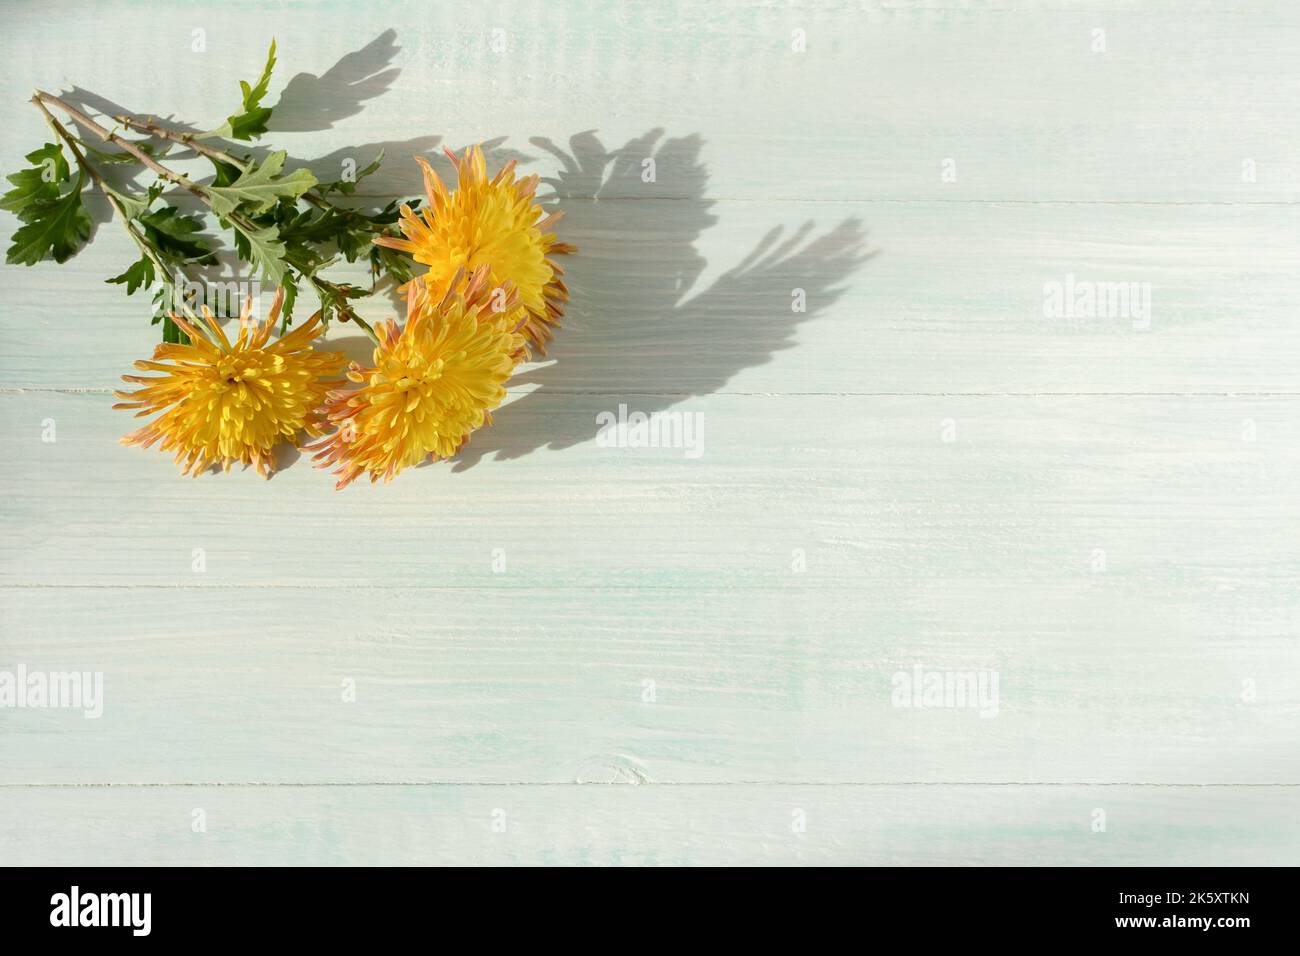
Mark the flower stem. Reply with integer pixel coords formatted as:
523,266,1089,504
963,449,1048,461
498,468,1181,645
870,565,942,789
35,91,209,202
30,94,207,345
113,113,348,216
347,311,381,346
39,93,281,330
111,114,253,173
36,90,396,348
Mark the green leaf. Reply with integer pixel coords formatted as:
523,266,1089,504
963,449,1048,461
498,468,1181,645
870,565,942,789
203,39,277,141
279,206,342,244
239,39,277,111
319,149,384,196
138,206,215,264
223,107,274,142
161,313,188,344
280,276,298,321
232,221,251,260
232,218,289,285
151,282,176,327
1,143,68,213
336,225,371,262
106,255,155,295
103,184,149,220
205,150,316,218
207,155,243,188
313,278,366,327
372,243,416,286
281,239,328,278
5,170,91,265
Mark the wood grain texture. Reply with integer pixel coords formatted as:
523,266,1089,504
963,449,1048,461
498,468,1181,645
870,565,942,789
4,197,1299,394
1,580,1296,785
1,0,1298,865
1,784,1296,866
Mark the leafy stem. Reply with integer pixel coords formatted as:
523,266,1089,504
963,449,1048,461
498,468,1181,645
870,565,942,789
110,111,403,291
11,41,415,350
113,113,253,173
34,91,207,201
29,93,206,343
113,114,342,213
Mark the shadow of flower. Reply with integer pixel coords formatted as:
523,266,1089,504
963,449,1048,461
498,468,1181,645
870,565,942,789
61,31,874,477
449,129,874,469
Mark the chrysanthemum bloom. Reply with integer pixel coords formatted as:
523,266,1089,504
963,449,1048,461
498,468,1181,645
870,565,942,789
114,290,346,478
309,266,525,489
373,145,574,355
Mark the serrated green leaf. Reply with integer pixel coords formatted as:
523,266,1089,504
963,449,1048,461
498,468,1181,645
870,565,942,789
202,39,277,142
369,196,418,226
224,108,274,142
151,284,168,325
104,184,149,220
1,143,68,214
5,171,91,265
280,275,298,321
150,281,191,344
138,206,215,264
240,39,277,113
233,218,289,285
280,205,348,245
320,149,384,196
281,238,328,278
207,155,243,188
311,277,367,327
336,222,374,262
232,222,251,260
278,202,387,266
106,255,155,295
161,312,189,345
205,150,316,218
372,243,416,285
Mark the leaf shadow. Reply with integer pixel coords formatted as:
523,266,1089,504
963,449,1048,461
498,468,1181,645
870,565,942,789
58,31,531,307
59,30,531,208
269,28,402,133
58,31,873,479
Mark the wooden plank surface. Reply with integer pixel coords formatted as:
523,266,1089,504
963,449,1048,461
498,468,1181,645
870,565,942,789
4,197,1299,394
2,784,1296,866
1,0,1298,865
2,580,1297,785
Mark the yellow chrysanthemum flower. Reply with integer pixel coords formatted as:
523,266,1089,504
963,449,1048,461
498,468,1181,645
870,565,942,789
373,145,574,355
309,266,525,489
114,290,346,478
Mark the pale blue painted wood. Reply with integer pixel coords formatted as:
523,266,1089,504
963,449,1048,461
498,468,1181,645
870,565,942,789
3,198,1299,394
1,0,1297,865
2,784,1296,866
1,576,1296,785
